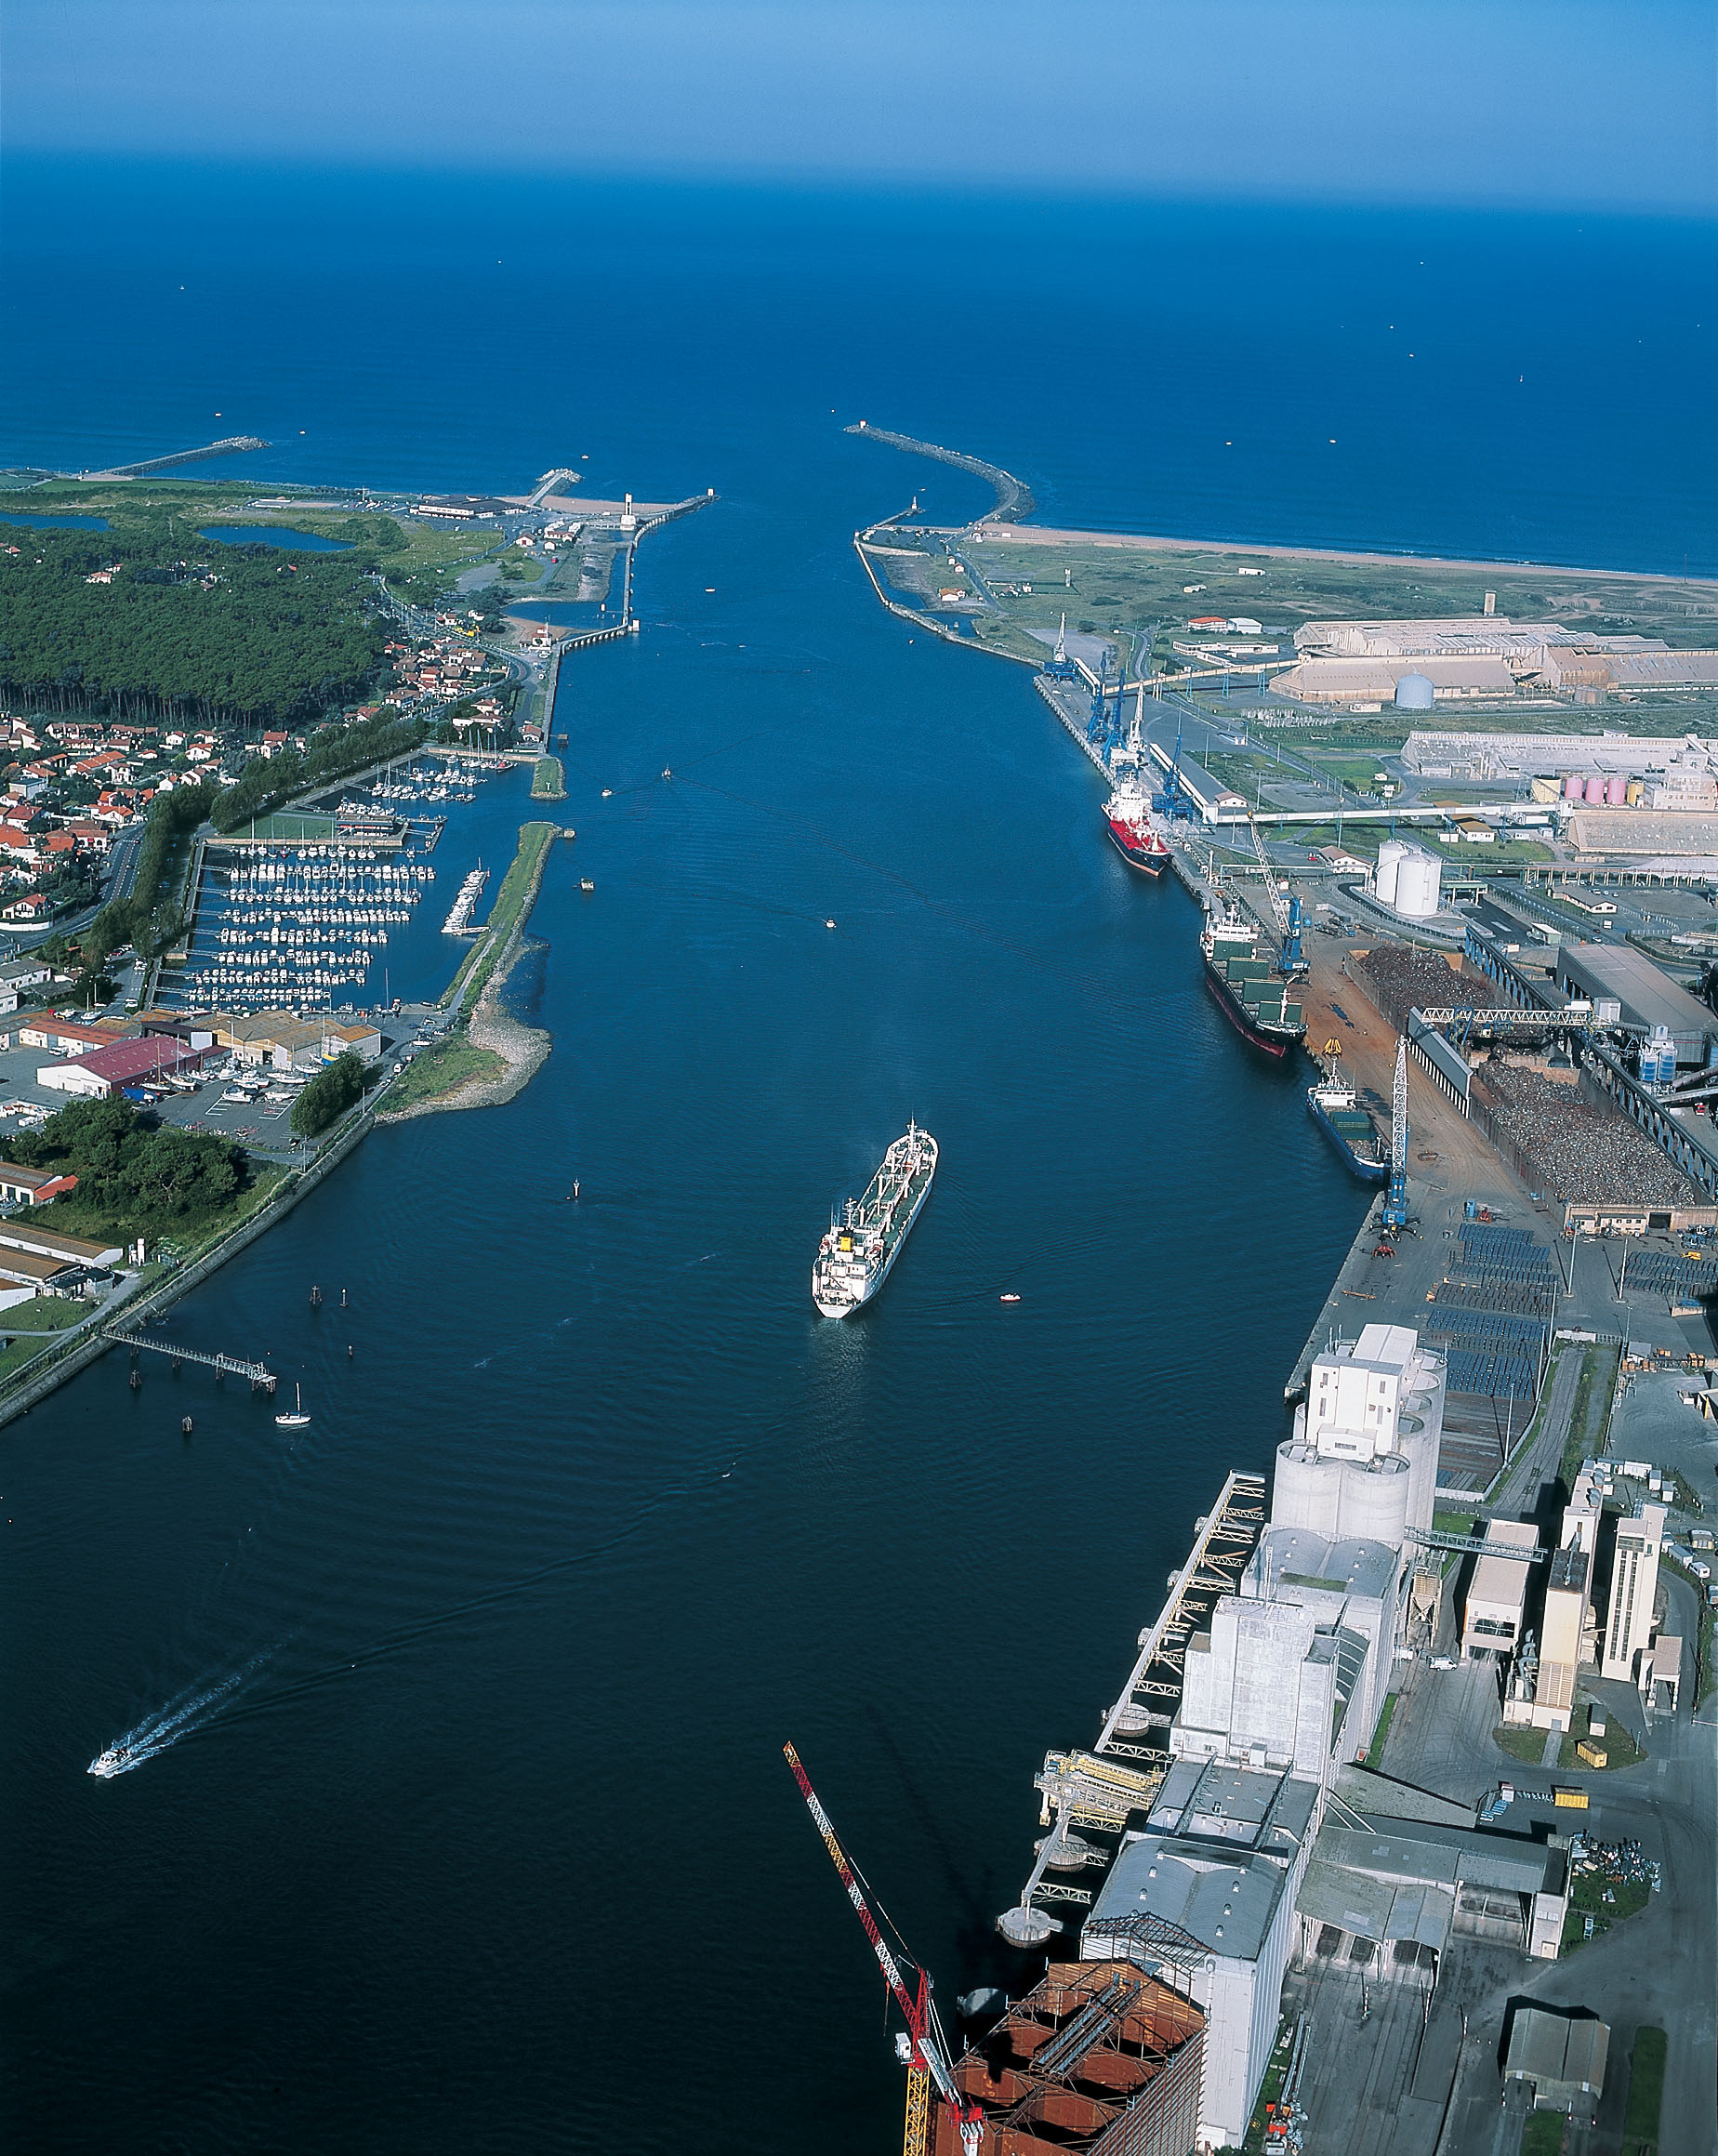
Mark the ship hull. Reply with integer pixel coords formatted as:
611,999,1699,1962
812,1131,938,1316
1104,820,1169,877
1307,1091,1389,1182
1201,955,1302,1058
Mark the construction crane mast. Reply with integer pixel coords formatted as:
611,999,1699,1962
1382,1034,1410,1231
1246,814,1305,976
784,1743,982,2156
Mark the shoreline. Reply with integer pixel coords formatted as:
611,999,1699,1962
967,520,1718,589
376,820,557,1124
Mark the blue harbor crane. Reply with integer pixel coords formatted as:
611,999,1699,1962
1247,814,1307,978
1158,711,1195,825
1381,1035,1410,1231
1046,612,1077,681
1088,651,1111,745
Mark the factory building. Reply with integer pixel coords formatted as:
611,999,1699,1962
1554,943,1716,1067
1075,1321,1448,2148
1602,1502,1666,1684
1272,1322,1443,1549
1271,655,1517,706
1504,1465,1602,1731
1460,1519,1540,1662
936,1962,1207,2156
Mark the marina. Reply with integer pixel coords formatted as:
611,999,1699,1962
158,756,510,1014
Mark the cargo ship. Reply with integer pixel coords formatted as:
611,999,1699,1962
1306,1077,1389,1181
813,1123,938,1317
1200,908,1306,1056
1102,766,1170,877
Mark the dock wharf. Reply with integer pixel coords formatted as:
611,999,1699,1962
104,1322,277,1392
998,1468,1267,1945
1033,674,1110,777
82,434,269,480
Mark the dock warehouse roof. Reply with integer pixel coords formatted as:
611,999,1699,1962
1505,2008,1609,2110
0,1245,77,1284
1555,941,1715,1055
37,1036,205,1100
1272,655,1517,705
0,1218,123,1266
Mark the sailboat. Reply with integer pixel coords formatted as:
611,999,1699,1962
274,1383,311,1429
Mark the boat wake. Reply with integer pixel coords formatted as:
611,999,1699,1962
87,1651,271,1779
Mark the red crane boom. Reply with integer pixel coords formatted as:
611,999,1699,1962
784,1741,982,2154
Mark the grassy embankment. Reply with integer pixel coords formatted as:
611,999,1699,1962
1622,2026,1667,2154
377,820,556,1115
931,529,1718,679
531,756,566,799
0,1160,295,1387
382,1035,507,1112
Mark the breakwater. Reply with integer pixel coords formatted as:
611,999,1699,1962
845,421,1036,521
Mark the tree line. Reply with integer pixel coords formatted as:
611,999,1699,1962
0,521,388,723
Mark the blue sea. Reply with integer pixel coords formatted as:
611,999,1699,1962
1,159,1713,2153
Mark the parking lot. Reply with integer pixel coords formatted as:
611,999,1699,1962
0,1012,422,1162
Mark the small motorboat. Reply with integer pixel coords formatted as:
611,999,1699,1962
601,788,613,799
999,1292,1022,1303
274,1383,311,1430
825,919,837,930
579,878,595,893
87,1744,136,1779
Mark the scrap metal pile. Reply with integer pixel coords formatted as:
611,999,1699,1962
1351,946,1472,1031
1471,1065,1698,1209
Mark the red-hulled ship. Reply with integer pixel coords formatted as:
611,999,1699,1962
1102,768,1170,877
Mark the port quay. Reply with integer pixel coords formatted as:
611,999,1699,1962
843,430,1718,2156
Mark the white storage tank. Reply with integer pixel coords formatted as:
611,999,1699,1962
1272,1439,1343,1537
1394,848,1443,918
1394,672,1435,711
1335,1453,1411,1545
1375,839,1408,906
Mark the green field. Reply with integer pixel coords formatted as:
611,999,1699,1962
383,1033,506,1111
1623,2025,1667,2153
933,528,1718,675
222,810,338,843
441,820,558,1013
531,756,566,799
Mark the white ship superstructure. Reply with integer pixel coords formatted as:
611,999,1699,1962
812,1123,938,1317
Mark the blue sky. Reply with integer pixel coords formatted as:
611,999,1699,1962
7,0,1714,210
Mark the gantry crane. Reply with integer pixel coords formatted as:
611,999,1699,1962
1246,813,1305,976
784,1742,983,2156
1382,1033,1410,1231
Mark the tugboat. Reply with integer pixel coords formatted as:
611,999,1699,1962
812,1124,938,1317
1200,906,1306,1056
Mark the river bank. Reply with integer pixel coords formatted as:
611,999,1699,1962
376,818,557,1122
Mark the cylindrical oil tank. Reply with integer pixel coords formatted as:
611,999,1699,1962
1394,849,1443,918
1272,1440,1343,1536
1626,777,1645,805
1335,1453,1410,1545
1375,839,1407,906
1394,671,1435,711
1564,773,1585,801
1585,774,1606,803
1606,774,1628,806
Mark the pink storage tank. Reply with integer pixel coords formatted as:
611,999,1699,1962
1585,775,1607,803
1606,774,1628,805
1563,774,1585,800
